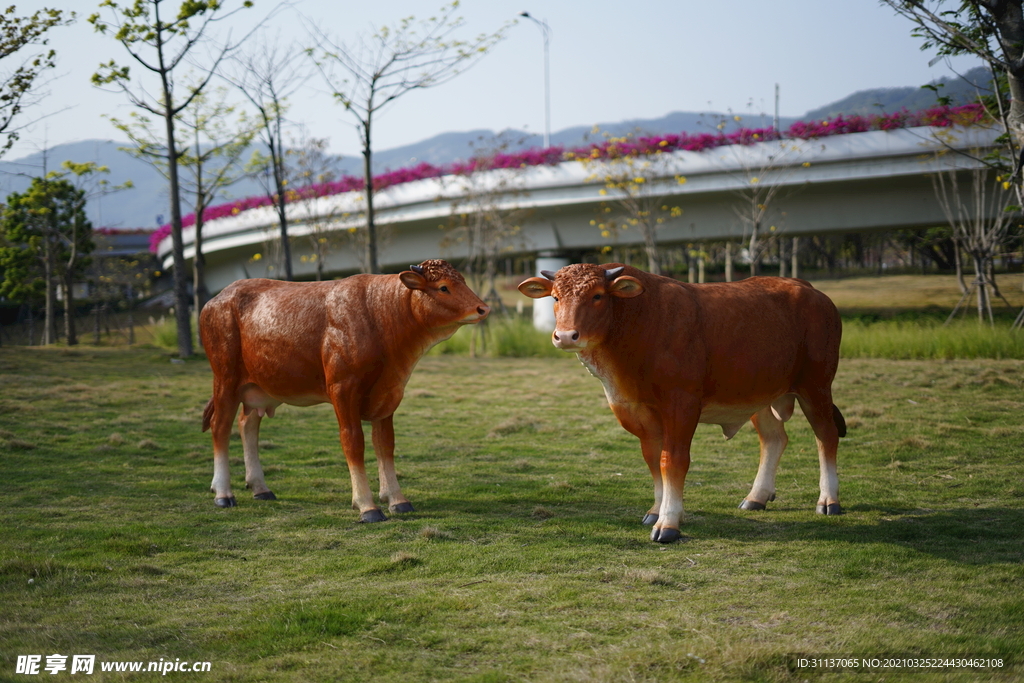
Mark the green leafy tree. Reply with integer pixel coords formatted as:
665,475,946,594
89,0,254,358
308,1,510,273
0,176,93,345
0,6,73,157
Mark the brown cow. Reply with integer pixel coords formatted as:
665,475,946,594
199,259,489,521
519,263,845,543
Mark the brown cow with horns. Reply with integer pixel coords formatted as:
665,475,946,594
519,263,845,543
200,259,490,521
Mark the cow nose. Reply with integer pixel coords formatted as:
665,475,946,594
477,304,490,317
552,329,580,346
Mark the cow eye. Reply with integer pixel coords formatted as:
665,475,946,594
440,285,449,293
593,294,602,301
552,296,559,302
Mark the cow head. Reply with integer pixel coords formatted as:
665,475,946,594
400,259,490,328
518,263,643,350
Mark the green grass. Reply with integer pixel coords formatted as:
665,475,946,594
841,318,1024,359
1,347,1023,681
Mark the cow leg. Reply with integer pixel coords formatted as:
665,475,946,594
610,403,662,525
331,389,387,523
740,406,789,511
640,435,664,525
209,394,240,508
372,415,414,513
651,404,699,544
797,393,841,515
238,407,276,500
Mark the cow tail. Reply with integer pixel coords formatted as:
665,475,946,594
832,404,847,438
202,397,215,433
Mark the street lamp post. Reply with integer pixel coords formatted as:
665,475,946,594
519,11,550,149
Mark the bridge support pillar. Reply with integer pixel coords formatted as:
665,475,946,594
533,254,569,331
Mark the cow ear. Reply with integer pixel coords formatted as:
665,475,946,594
518,277,554,299
399,270,428,291
609,276,643,298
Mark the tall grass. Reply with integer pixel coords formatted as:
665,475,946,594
841,318,1024,360
430,315,563,358
432,314,1024,360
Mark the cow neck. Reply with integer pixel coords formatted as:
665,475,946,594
374,275,460,364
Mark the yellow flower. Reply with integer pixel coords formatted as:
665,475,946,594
676,175,687,185
633,177,645,184
598,189,607,196
802,162,811,168
750,177,760,184
251,253,262,261
734,115,742,122
658,140,668,147
1003,181,1012,190
601,245,612,254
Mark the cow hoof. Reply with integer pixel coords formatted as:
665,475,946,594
768,493,776,502
816,503,842,516
390,502,415,513
641,513,659,526
359,509,388,523
253,491,277,501
738,499,767,511
214,496,237,508
650,527,682,544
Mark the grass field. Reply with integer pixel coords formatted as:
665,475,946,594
1,346,1022,682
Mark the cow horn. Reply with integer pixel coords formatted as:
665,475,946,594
605,266,625,279
410,264,425,275
540,270,556,281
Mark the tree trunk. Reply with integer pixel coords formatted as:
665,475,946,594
44,236,56,345
791,236,800,279
724,241,733,282
641,222,661,275
779,237,787,277
157,20,193,359
193,215,210,348
63,273,77,346
954,238,967,295
749,226,760,277
273,144,293,281
362,119,380,274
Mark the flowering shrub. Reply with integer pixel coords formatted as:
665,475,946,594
148,103,987,252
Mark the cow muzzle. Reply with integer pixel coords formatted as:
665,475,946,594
462,304,491,323
552,328,585,350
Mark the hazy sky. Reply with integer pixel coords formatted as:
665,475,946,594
7,0,983,162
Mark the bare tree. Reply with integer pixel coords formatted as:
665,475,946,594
109,85,255,330
933,162,1017,323
581,134,686,275
287,134,342,281
307,2,510,273
443,136,530,310
89,0,255,358
227,35,309,281
726,138,806,277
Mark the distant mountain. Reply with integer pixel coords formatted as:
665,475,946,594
804,66,990,120
0,70,984,231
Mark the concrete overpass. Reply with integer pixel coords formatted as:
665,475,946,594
158,124,1003,293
